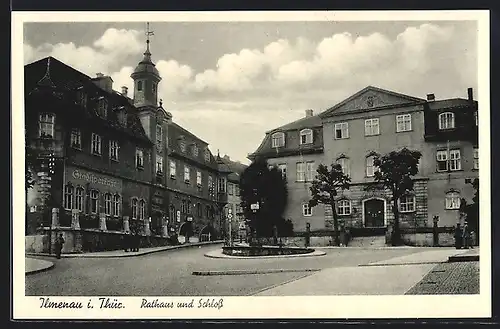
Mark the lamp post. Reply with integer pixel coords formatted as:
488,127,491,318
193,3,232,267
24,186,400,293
228,208,233,247
250,202,259,245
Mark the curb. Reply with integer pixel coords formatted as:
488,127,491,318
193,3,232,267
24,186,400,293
192,268,321,276
204,249,326,259
26,241,223,259
448,255,480,263
358,261,446,267
315,246,419,250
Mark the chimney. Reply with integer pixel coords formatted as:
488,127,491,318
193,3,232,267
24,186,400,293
305,109,314,117
426,94,435,102
467,87,474,101
121,86,128,97
91,73,114,93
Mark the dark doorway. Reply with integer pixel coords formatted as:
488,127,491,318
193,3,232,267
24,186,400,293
364,199,385,227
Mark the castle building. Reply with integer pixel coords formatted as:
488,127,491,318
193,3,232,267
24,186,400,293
249,86,478,232
24,25,234,251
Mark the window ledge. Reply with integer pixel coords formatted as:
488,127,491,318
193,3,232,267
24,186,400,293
71,145,82,150
110,158,119,163
399,210,416,214
396,129,413,133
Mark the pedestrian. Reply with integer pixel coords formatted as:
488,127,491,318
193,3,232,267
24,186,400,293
123,231,130,252
454,223,463,249
133,232,140,252
55,233,65,259
463,222,471,249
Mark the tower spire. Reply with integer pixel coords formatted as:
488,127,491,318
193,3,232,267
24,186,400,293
143,22,154,61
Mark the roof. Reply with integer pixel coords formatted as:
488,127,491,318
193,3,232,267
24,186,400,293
320,85,426,118
25,56,152,143
218,156,248,182
267,113,323,133
427,98,477,110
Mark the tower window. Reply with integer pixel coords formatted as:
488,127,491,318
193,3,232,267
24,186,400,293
137,81,143,91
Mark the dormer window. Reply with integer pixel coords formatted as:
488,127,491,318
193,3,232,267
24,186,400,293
271,132,285,148
300,129,313,145
96,97,108,118
179,137,186,153
193,144,199,157
204,148,211,162
117,108,127,127
136,148,144,169
438,112,455,130
76,88,87,108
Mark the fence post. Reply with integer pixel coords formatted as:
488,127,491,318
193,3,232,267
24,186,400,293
99,213,107,231
71,209,80,229
51,208,59,228
433,215,439,247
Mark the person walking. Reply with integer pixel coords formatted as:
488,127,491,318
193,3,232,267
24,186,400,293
55,233,65,259
454,223,463,249
463,222,471,249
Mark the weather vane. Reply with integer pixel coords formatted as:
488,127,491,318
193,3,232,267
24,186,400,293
145,22,154,52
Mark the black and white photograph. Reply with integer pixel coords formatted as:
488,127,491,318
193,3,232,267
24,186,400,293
12,11,490,319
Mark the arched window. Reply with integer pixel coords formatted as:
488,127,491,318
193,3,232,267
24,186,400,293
337,199,351,216
399,195,416,213
299,129,313,145
445,191,461,210
64,184,74,210
271,132,285,148
139,199,146,220
131,198,138,219
113,194,121,217
104,193,112,216
90,190,99,214
439,112,455,130
75,186,85,212
336,156,350,176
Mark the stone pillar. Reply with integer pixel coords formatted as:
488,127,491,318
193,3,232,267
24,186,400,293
99,213,107,231
51,208,59,228
71,209,80,229
123,216,130,233
144,219,151,236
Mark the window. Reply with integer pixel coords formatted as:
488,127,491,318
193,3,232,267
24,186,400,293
336,157,350,176
235,187,240,197
184,166,190,182
187,201,192,215
208,176,214,197
365,118,380,136
152,82,157,95
109,140,119,161
75,187,84,212
439,112,455,130
296,162,306,182
131,198,138,219
196,171,202,186
271,132,285,148
306,161,315,181
218,177,226,193
97,97,108,118
156,156,163,174
104,193,112,216
181,200,187,214
228,183,234,195
113,194,120,217
136,149,144,168
473,148,479,170
396,114,412,132
197,203,203,217
475,111,478,126
39,113,55,138
169,160,176,178
139,200,146,220
71,128,81,148
278,164,287,180
399,195,416,213
179,139,186,153
118,110,127,127
338,199,351,216
366,155,378,177
64,184,74,210
300,129,313,144
334,122,349,139
156,124,162,147
193,144,199,157
445,192,461,210
137,81,143,91
302,204,312,217
204,149,211,162
76,89,87,108
91,133,102,155
90,190,99,214
449,149,461,171
436,150,449,172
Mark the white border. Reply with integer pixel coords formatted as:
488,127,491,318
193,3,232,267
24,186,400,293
12,10,491,320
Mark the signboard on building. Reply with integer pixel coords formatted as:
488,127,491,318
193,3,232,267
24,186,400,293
65,166,123,192
176,210,181,222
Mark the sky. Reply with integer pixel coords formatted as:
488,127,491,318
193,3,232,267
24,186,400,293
23,20,478,164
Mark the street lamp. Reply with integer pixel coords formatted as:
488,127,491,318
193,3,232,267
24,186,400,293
228,208,233,246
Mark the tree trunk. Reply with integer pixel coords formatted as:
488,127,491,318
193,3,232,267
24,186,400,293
392,196,401,246
332,202,340,246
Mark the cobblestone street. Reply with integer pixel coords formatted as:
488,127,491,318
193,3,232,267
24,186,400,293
405,261,479,295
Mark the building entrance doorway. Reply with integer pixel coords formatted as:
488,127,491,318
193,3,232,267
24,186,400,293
363,198,385,227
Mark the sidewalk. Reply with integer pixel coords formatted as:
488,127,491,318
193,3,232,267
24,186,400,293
254,248,471,296
26,257,54,275
448,248,480,262
26,241,222,259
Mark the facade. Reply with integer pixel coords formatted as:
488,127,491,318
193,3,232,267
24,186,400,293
25,35,235,250
249,86,478,231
